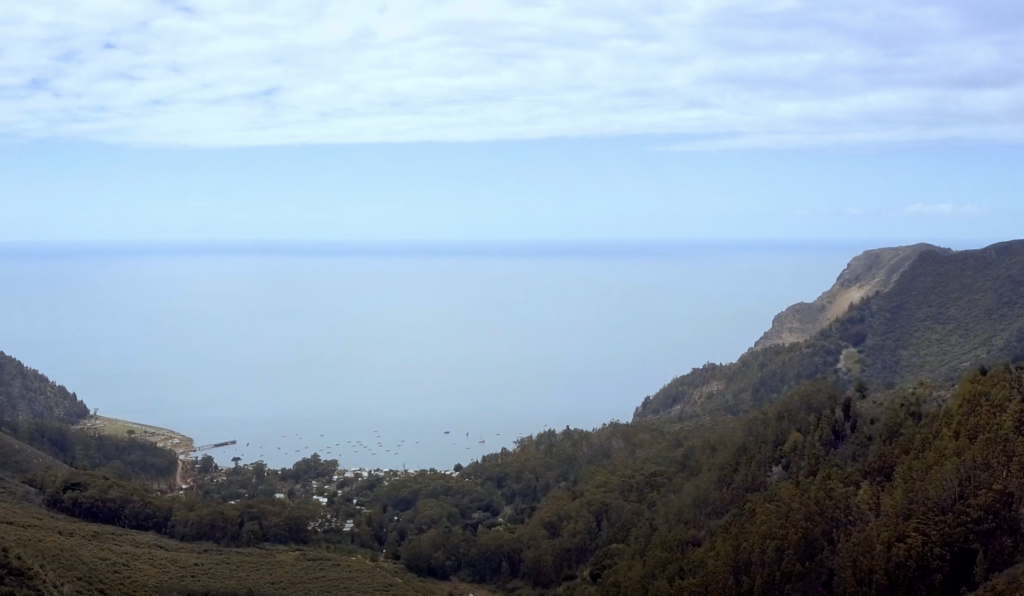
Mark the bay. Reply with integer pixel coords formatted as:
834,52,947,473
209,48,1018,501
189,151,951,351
0,242,865,470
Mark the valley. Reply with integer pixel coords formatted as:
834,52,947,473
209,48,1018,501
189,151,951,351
4,240,1024,596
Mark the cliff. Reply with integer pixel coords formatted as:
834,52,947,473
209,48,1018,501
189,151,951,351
752,243,950,349
634,239,1024,422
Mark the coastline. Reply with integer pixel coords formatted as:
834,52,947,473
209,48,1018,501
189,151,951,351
76,414,195,459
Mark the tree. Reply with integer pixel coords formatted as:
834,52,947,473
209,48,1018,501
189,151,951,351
197,454,216,474
125,429,136,438
253,461,267,482
231,456,241,467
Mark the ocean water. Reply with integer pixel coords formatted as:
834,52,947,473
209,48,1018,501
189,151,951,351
0,242,868,470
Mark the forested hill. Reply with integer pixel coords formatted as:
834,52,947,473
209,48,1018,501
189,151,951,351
753,242,947,349
634,239,1024,422
0,351,89,423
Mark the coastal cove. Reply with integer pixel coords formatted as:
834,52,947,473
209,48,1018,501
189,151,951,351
3,242,902,469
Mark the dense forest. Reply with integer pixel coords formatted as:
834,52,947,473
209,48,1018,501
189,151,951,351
0,473,475,596
7,364,1024,595
330,365,1024,595
0,351,89,423
0,416,177,482
634,239,1024,423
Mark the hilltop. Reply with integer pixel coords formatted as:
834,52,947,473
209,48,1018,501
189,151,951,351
634,239,1024,422
752,242,948,349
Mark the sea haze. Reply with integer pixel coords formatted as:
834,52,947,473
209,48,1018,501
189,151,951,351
1,242,867,470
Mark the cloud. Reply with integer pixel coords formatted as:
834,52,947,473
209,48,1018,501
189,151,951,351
903,203,987,215
796,203,990,219
904,203,954,215
1,0,1022,147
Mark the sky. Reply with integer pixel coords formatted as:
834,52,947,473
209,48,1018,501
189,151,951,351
1,0,1022,244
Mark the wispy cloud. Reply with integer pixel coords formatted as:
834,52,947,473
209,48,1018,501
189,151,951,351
1,0,1022,147
797,203,991,219
903,203,987,216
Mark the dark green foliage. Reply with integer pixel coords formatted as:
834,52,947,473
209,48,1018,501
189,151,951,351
0,546,43,596
633,337,846,422
198,454,217,473
0,488,475,596
331,366,1024,596
0,430,69,477
634,240,1024,424
23,468,319,547
855,241,1024,388
28,469,175,533
279,452,338,484
0,351,89,423
1,419,177,482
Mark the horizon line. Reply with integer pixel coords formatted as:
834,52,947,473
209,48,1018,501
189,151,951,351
0,238,1005,259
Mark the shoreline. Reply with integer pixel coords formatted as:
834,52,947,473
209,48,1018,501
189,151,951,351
76,415,196,459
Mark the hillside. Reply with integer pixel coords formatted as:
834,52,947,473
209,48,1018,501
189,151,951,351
6,239,1024,596
321,363,1024,596
0,478,480,596
752,242,948,349
0,431,69,477
634,239,1024,422
851,240,1024,387
974,562,1024,596
0,351,89,423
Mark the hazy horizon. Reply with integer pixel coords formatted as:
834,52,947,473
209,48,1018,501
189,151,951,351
0,240,955,470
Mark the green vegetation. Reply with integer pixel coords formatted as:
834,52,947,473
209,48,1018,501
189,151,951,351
635,240,1024,423
0,351,88,423
1,417,177,482
16,364,1024,595
337,365,1024,596
854,241,1024,387
0,482,477,596
0,430,69,476
22,468,321,545
4,240,1024,595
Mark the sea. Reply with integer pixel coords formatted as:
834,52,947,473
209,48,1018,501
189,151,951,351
0,241,892,471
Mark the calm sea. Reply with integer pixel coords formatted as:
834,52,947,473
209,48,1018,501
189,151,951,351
0,242,873,470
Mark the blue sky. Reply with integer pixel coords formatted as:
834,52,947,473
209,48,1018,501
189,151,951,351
1,0,1022,244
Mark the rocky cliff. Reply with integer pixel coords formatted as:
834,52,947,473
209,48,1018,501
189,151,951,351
634,239,1024,422
752,243,950,350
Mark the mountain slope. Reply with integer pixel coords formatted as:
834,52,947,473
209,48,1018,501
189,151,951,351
0,480,471,596
753,242,948,349
852,240,1024,387
0,430,69,477
339,363,1024,596
0,351,89,423
634,239,1024,422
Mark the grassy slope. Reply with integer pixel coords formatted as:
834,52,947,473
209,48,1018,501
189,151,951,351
0,484,478,596
0,431,69,476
